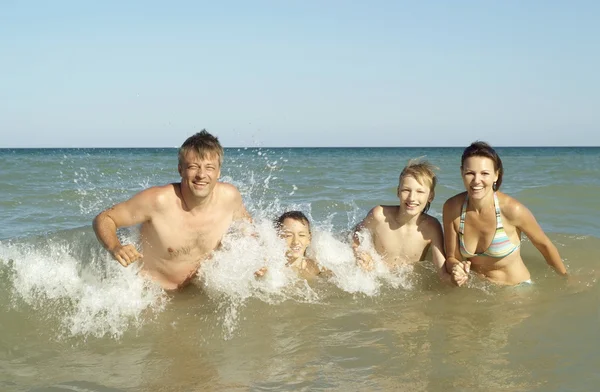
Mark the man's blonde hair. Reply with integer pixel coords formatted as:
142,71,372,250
178,130,224,167
399,158,438,213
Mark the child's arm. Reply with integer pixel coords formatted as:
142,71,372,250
352,207,378,271
254,267,268,278
426,216,451,284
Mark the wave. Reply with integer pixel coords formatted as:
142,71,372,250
0,220,425,341
1,225,598,343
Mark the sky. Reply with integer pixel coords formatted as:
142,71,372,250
1,1,599,148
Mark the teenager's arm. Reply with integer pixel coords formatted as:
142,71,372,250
427,218,451,283
352,207,378,270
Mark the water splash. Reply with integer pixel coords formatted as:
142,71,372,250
0,231,168,340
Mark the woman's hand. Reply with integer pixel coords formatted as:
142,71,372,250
451,261,471,286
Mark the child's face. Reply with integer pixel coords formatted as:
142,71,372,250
397,175,433,215
279,218,311,260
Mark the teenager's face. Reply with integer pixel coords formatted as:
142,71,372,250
461,156,499,200
397,175,432,216
178,151,221,198
279,218,311,261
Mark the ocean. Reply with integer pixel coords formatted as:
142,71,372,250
0,147,598,391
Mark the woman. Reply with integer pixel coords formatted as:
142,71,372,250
443,141,567,286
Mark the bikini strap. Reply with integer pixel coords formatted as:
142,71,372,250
493,192,503,228
459,194,468,234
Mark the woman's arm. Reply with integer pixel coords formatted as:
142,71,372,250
443,196,470,286
505,198,567,276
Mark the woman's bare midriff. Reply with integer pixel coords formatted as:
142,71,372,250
471,255,531,286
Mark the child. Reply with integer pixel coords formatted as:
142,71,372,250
255,211,324,280
353,159,449,281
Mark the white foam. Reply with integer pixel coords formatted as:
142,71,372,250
0,236,167,340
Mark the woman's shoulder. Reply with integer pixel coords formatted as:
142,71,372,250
443,192,468,210
497,192,528,220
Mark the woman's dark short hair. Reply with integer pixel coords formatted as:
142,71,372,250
461,141,504,190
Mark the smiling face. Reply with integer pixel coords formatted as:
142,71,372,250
461,156,499,200
178,150,221,199
397,175,433,216
279,217,311,262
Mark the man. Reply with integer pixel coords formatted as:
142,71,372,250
93,130,251,290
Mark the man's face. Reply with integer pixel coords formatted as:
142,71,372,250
178,150,221,198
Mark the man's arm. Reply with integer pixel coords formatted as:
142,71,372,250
223,183,252,223
93,187,157,267
234,196,252,223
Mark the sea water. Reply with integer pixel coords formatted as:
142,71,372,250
0,147,598,391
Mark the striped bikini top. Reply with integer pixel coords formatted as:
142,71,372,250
459,192,520,259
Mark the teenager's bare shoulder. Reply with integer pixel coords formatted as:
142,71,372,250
357,205,384,227
419,213,443,237
375,205,399,221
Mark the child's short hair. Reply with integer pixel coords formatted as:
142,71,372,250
275,211,311,233
399,158,438,213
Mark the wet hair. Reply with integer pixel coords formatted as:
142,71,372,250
275,211,311,234
399,158,438,213
461,141,503,190
178,130,224,167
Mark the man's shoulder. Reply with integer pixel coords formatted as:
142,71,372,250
216,181,240,192
134,183,177,199
134,183,178,208
215,182,242,199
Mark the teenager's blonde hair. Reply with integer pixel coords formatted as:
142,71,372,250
399,158,438,213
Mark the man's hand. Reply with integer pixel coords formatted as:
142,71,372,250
110,244,143,267
451,261,471,286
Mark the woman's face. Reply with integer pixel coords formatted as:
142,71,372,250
279,218,311,261
461,156,499,199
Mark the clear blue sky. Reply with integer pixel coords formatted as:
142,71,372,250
1,1,598,147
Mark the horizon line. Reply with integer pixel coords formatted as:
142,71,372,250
0,145,599,149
